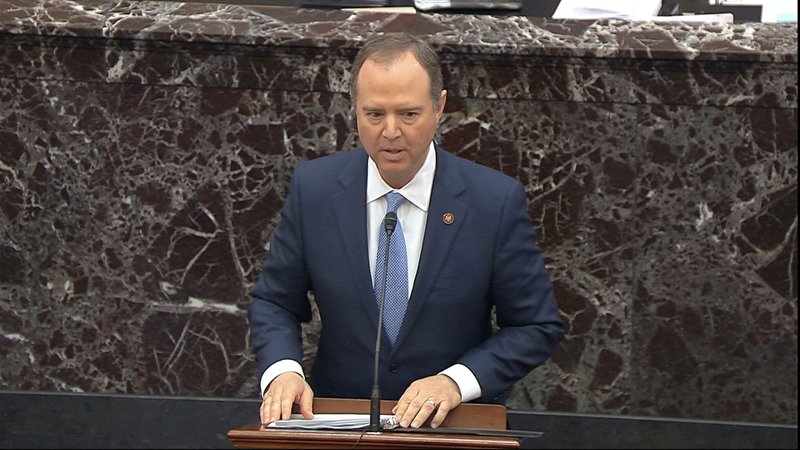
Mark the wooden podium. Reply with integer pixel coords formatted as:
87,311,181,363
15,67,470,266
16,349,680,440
227,397,520,449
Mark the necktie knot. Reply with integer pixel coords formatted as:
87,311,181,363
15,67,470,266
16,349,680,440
385,191,405,213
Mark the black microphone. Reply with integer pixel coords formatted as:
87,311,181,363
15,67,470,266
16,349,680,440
370,211,398,432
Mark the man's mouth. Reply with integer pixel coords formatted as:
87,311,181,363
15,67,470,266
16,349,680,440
380,148,405,161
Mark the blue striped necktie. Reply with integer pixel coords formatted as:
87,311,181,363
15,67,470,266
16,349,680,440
374,191,408,345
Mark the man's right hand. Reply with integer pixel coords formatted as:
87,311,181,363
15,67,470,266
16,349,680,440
260,372,315,426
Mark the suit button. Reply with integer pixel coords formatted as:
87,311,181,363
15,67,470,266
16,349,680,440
389,363,400,373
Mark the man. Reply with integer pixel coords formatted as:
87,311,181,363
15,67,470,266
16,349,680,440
249,33,563,429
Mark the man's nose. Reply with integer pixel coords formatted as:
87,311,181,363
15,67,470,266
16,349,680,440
382,115,401,139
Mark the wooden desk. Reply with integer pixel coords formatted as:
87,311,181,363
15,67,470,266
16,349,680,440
228,398,520,449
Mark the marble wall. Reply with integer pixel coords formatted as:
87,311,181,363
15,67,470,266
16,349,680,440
0,0,796,424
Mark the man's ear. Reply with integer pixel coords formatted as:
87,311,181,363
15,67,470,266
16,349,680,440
436,89,447,119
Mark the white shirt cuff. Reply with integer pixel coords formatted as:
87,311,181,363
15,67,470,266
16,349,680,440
259,359,305,397
439,364,482,403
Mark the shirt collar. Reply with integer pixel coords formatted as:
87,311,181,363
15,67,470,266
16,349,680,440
367,141,436,212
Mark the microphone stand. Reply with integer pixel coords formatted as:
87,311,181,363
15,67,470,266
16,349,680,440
370,211,398,432
366,212,544,442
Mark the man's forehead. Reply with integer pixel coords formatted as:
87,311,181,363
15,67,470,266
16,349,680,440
363,50,419,69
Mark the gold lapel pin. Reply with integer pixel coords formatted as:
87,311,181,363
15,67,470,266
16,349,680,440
442,212,455,225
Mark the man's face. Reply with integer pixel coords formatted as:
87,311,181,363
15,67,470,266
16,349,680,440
355,51,447,189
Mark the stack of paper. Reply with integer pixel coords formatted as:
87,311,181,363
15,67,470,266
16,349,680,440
267,413,395,430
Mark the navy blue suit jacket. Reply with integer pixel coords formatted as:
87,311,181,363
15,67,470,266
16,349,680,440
249,146,563,403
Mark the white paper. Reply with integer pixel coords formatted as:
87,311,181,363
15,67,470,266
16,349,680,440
758,0,798,23
650,13,734,23
414,1,521,11
553,0,662,20
267,413,395,430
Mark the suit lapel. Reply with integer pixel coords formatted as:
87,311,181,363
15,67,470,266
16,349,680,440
332,151,379,324
393,147,467,350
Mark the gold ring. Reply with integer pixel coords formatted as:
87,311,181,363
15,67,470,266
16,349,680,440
425,398,435,405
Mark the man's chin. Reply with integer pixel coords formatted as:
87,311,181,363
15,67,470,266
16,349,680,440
376,166,413,189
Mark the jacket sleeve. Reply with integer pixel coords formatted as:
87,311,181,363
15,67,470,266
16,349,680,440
457,180,564,402
248,169,313,379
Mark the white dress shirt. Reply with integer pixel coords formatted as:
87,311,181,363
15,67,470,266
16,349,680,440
261,143,481,403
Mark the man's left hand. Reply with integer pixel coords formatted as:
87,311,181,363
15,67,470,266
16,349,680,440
392,374,462,428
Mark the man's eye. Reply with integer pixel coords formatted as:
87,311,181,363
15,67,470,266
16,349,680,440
367,112,383,119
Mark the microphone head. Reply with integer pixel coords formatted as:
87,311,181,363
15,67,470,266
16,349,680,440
384,211,398,234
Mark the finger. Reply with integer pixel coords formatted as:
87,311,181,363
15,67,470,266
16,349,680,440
268,388,283,424
263,393,277,425
397,399,420,427
260,396,270,426
393,396,412,423
429,400,451,428
410,398,437,428
280,390,295,420
298,385,315,419
399,395,428,428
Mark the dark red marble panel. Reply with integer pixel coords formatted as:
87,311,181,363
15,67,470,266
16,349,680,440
0,0,796,426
